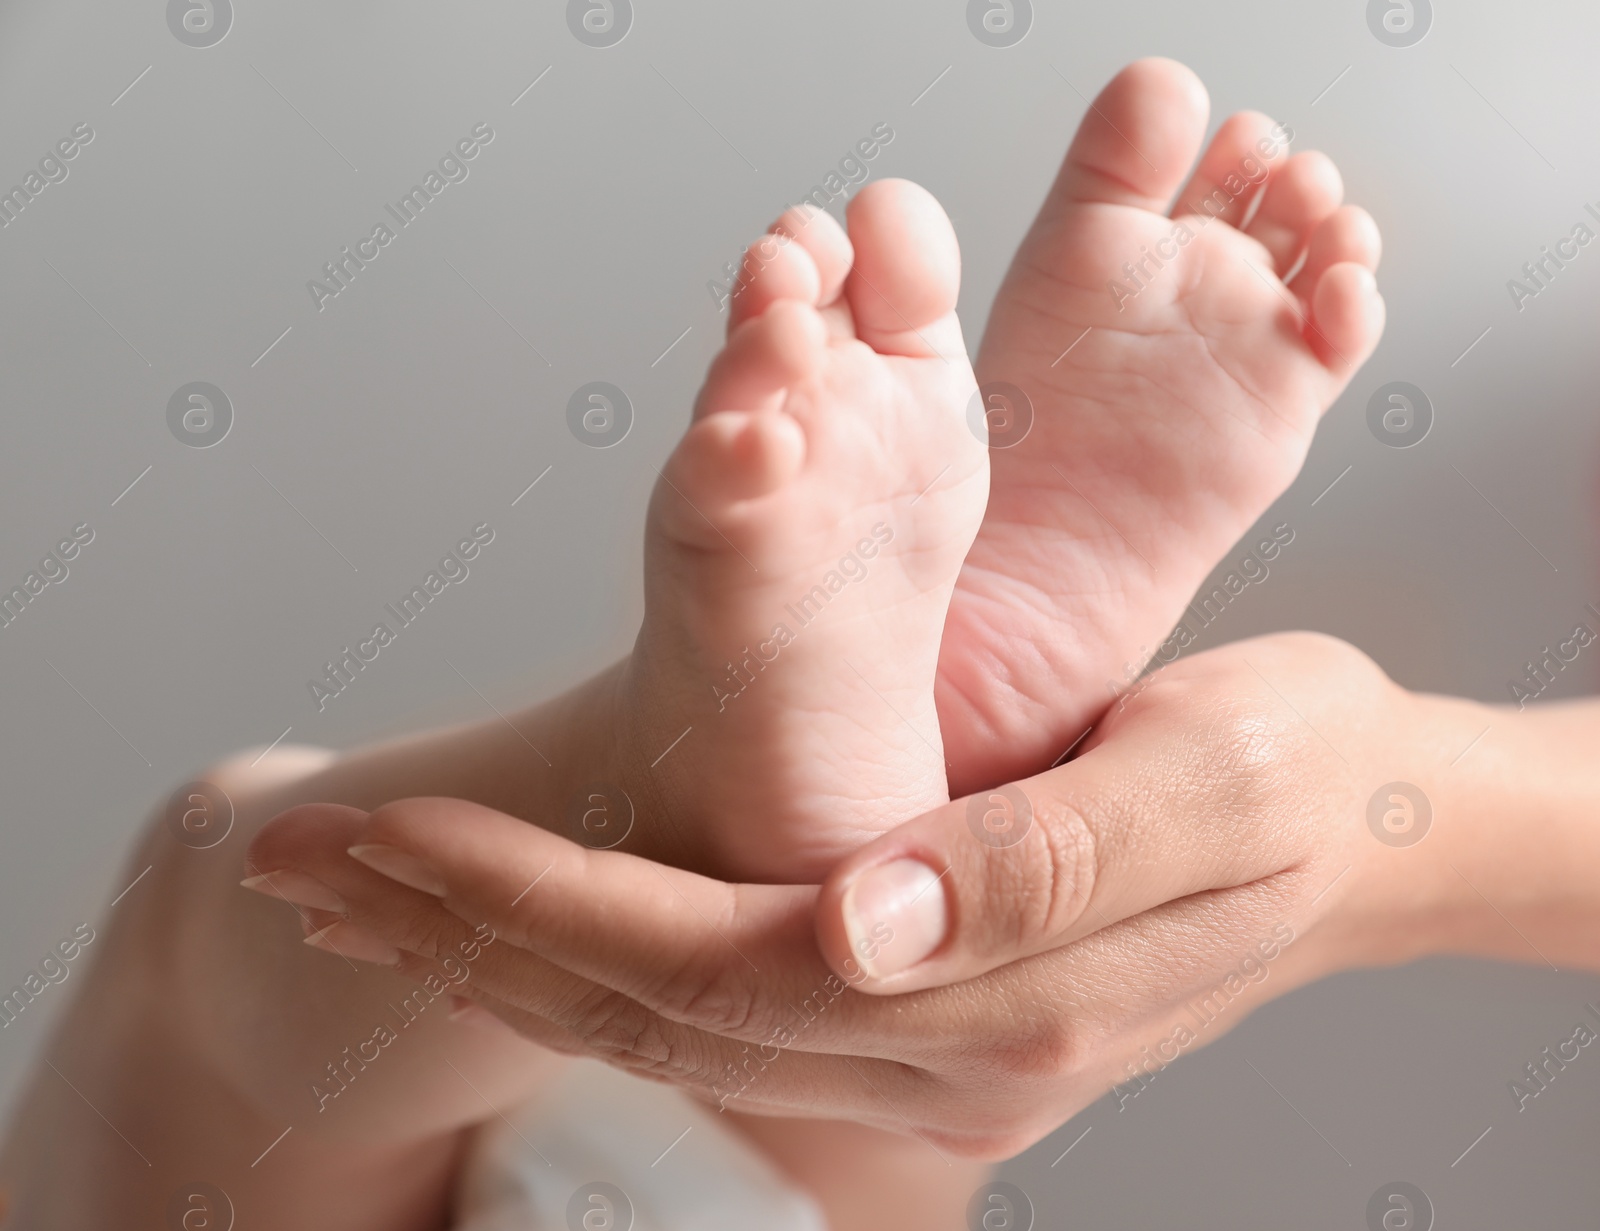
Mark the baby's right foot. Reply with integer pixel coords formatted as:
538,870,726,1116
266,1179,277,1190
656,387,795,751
617,180,989,882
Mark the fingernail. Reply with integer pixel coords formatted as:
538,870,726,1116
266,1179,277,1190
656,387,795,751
304,921,401,966
240,871,347,915
347,844,448,897
842,858,948,980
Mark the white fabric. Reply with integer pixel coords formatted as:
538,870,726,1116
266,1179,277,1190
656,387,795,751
452,1060,827,1231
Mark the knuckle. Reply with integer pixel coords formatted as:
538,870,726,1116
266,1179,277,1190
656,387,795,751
658,966,764,1040
1254,632,1391,714
574,993,661,1061
987,1016,1081,1083
1194,698,1308,846
1028,797,1098,942
572,992,717,1087
1192,638,1391,851
1208,695,1302,782
1271,628,1368,671
397,907,462,963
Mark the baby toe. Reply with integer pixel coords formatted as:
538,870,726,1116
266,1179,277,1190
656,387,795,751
843,179,964,359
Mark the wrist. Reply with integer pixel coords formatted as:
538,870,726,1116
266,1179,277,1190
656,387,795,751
1353,689,1600,971
1435,698,1600,968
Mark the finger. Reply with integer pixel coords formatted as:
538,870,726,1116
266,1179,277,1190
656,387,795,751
1172,110,1290,228
440,967,928,1129
943,868,1324,1147
293,898,595,1063
258,803,682,1030
285,798,927,1061
253,801,936,1119
813,664,1321,993
285,847,758,1090
441,984,593,1058
1241,150,1343,277
393,931,921,1126
251,800,1329,1158
1048,57,1211,212
243,805,571,1118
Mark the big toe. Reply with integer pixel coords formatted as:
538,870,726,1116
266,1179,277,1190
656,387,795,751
843,178,963,358
1050,57,1210,212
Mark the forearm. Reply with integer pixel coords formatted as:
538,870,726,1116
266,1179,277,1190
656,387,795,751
1428,695,1600,967
1336,689,1600,973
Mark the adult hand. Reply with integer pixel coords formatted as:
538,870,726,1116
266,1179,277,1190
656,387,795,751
247,633,1563,1156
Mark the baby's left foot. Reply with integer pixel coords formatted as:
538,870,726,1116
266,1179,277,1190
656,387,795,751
620,181,989,881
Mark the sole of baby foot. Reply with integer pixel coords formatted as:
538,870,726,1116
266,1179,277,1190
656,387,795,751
620,180,988,883
938,57,1384,797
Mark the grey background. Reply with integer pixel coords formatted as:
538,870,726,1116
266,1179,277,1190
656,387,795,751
2,0,1598,1225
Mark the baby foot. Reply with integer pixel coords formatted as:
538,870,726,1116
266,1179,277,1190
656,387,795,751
621,180,988,882
939,58,1385,795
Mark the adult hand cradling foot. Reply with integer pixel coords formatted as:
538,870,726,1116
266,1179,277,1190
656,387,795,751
247,632,1600,1155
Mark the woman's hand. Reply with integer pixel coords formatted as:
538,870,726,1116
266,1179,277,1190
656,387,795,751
246,632,1599,1156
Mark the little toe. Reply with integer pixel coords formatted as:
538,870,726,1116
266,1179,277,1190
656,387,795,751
661,409,806,532
1243,150,1344,277
1308,262,1385,375
843,178,962,358
1173,110,1292,228
697,299,827,419
1290,205,1382,301
727,230,824,333
1049,57,1211,213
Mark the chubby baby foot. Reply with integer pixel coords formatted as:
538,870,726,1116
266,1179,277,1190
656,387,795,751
621,180,988,881
939,57,1386,795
